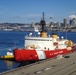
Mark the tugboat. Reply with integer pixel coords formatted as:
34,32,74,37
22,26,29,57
0,49,14,60
13,12,76,62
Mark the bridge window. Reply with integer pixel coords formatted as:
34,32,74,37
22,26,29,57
26,39,52,41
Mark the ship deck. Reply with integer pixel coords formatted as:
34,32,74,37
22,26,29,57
1,51,76,75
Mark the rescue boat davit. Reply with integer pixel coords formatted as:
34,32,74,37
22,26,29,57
13,12,76,62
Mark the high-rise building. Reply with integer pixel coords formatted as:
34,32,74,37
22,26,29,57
69,18,76,26
63,18,67,27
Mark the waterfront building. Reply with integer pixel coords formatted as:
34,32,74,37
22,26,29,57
70,18,76,26
63,18,67,27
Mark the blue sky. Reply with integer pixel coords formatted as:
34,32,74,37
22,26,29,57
0,0,76,23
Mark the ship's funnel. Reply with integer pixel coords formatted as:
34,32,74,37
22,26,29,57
40,31,47,38
51,33,58,38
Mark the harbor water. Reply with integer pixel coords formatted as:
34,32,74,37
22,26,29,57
0,31,76,73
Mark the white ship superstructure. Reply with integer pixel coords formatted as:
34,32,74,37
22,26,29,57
13,12,76,62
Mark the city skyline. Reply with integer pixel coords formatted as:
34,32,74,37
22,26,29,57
0,0,76,23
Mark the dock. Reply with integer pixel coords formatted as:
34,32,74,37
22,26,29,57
0,52,76,75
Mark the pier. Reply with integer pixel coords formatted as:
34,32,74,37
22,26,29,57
0,52,76,75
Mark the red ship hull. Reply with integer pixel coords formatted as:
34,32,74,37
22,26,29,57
13,46,76,62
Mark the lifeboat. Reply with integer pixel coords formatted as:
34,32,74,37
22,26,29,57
13,12,76,62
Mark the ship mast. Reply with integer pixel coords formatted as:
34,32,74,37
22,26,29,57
40,12,46,32
40,12,47,38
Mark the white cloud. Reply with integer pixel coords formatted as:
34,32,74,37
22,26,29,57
27,14,41,17
26,14,41,21
12,16,24,19
69,15,76,19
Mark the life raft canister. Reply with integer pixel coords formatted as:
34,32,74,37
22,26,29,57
65,40,73,47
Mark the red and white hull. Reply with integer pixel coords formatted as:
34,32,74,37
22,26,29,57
13,46,76,62
13,13,76,62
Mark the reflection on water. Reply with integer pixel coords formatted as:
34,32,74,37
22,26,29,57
4,60,14,70
0,60,20,73
0,60,35,73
